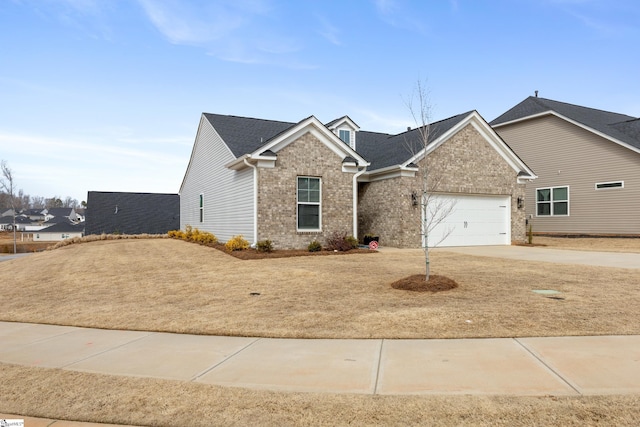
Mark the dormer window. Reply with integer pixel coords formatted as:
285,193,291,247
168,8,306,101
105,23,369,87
339,129,351,145
326,115,359,151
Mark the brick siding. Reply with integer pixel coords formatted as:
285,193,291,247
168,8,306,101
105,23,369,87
257,133,355,249
358,124,527,248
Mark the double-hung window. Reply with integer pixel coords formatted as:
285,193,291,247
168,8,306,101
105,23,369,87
536,186,569,216
339,129,350,145
297,177,321,230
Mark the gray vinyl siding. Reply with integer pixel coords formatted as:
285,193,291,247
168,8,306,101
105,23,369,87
496,115,640,235
180,116,254,242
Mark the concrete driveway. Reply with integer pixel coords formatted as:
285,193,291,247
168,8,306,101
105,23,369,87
0,253,32,262
436,245,640,269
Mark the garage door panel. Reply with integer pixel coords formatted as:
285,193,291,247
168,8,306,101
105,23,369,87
425,195,510,247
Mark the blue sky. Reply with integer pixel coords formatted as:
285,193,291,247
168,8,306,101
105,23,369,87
1,0,639,203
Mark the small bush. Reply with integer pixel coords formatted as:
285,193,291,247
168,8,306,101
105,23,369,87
326,231,359,252
256,239,273,253
308,240,322,252
168,226,217,246
225,235,250,251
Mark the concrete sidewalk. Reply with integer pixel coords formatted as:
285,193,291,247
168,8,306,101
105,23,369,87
2,321,640,397
436,245,640,269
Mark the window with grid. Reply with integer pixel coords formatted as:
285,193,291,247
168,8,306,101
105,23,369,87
297,177,321,230
536,186,569,216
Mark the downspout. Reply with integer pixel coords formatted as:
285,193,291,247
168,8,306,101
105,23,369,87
243,158,258,246
352,166,367,239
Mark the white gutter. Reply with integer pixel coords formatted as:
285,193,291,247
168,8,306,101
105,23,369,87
243,158,258,245
352,166,367,238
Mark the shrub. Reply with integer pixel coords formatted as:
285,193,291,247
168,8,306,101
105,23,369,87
308,240,322,252
168,227,217,246
225,235,250,251
326,231,359,252
256,239,273,253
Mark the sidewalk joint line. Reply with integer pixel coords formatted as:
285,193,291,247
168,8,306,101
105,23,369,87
61,330,155,369
190,337,261,381
373,339,384,395
514,338,582,395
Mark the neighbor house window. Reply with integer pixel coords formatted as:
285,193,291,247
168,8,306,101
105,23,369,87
339,129,350,145
297,177,321,230
536,186,569,216
595,181,624,190
199,194,204,222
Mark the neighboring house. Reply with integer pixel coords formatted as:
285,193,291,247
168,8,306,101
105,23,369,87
85,191,180,235
1,208,16,218
23,208,46,222
180,111,535,249
0,215,31,231
33,221,84,242
0,215,13,231
491,96,640,236
45,207,79,223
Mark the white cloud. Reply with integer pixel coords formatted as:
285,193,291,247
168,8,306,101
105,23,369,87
316,15,342,46
136,0,312,67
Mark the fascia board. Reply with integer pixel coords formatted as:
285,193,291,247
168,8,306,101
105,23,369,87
257,116,369,165
327,116,360,131
362,164,417,182
467,113,536,177
494,111,640,156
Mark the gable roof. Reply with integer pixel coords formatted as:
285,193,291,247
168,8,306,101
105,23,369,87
46,207,73,217
197,110,533,179
85,191,180,235
491,97,640,151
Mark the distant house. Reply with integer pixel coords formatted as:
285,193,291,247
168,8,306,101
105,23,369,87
85,191,180,235
34,221,84,242
491,96,640,236
23,208,46,222
0,215,31,231
180,111,535,249
45,207,79,223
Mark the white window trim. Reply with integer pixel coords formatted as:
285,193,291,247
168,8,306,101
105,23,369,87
297,176,322,232
595,181,624,190
536,185,570,217
339,129,351,146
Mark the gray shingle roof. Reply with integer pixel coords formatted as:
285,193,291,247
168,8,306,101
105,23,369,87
39,221,83,233
491,97,640,150
85,191,179,235
356,112,473,170
203,111,473,171
203,113,297,158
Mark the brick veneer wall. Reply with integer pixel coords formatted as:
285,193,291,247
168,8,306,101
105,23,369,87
358,124,527,248
257,133,355,249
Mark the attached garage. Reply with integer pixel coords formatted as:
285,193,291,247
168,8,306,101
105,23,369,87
426,194,511,247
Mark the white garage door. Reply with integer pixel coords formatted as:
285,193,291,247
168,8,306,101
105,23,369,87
424,194,511,247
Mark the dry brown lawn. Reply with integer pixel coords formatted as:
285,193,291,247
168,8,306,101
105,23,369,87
533,236,640,253
2,237,640,426
1,364,639,427
1,238,639,339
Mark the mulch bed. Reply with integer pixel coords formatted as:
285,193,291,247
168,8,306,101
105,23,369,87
215,245,376,260
391,274,458,292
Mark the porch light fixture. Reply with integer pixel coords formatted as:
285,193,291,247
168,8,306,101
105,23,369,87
517,197,524,209
411,191,418,206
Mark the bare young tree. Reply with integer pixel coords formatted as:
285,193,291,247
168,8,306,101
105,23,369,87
404,81,455,281
1,160,17,254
